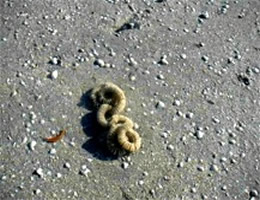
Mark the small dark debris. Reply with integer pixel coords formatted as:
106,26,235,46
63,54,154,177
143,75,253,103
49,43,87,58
195,42,204,48
237,74,250,86
199,14,207,19
155,0,167,2
206,100,215,105
144,9,151,14
115,19,140,33
78,48,85,53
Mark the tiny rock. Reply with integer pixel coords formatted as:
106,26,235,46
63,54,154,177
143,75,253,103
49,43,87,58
122,162,129,169
80,165,90,176
51,70,58,79
156,101,166,109
196,130,205,139
94,59,105,67
28,140,37,151
35,168,44,178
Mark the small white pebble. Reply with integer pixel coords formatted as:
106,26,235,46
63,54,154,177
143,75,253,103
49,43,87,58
129,57,138,66
64,162,71,169
173,99,181,106
129,74,136,81
197,165,205,172
212,117,220,123
94,59,105,67
199,11,209,19
196,130,205,139
80,165,90,176
143,70,150,75
186,112,194,119
177,161,184,168
220,157,227,163
64,15,71,20
34,189,41,195
221,185,227,191
167,144,174,151
35,168,44,178
157,74,165,80
180,53,187,59
252,67,259,74
134,123,139,130
159,55,169,65
51,70,58,79
21,136,28,145
229,139,236,145
122,162,129,169
104,63,111,68
156,101,165,109
29,112,37,120
210,164,219,172
28,140,37,151
56,173,62,178
138,180,144,185
191,187,197,193
201,55,209,62
143,171,149,176
160,132,168,138
49,148,56,155
50,57,59,65
10,90,18,97
181,136,187,142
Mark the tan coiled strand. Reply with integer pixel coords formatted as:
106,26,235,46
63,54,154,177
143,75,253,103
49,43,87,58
91,82,141,155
